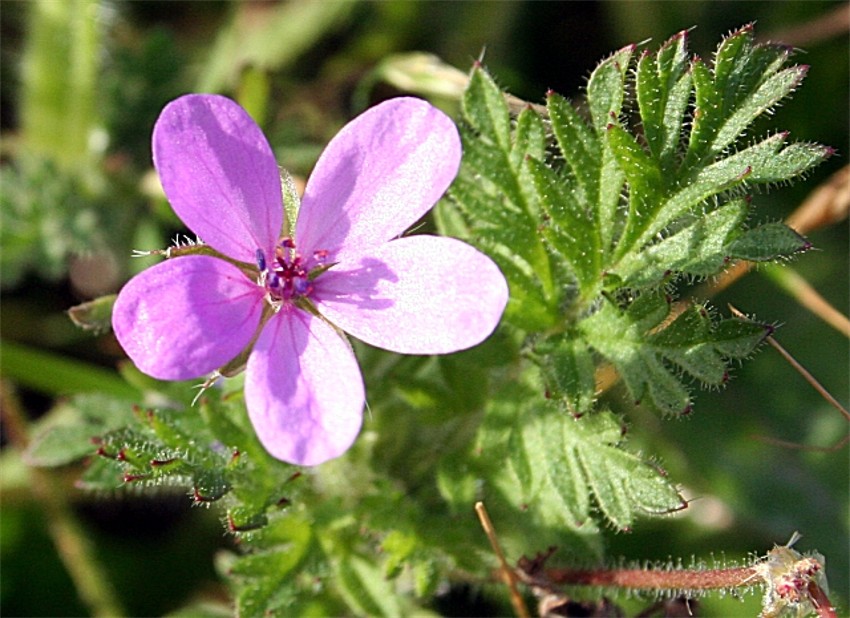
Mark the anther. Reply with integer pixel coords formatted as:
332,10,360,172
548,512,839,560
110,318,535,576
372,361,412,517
294,278,313,296
256,249,266,271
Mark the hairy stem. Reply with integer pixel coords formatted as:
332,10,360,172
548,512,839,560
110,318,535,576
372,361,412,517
543,565,756,590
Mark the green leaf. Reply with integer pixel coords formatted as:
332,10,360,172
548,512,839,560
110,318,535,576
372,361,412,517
447,66,560,330
587,46,633,252
226,515,313,617
580,294,770,414
526,156,598,289
1,340,139,400
67,295,117,333
462,64,512,151
612,200,747,286
507,419,534,499
609,24,827,262
23,394,136,467
536,337,596,414
546,91,600,208
587,45,635,134
334,554,411,617
636,31,691,170
380,530,417,579
511,402,685,530
511,104,547,167
77,456,125,490
543,421,592,527
727,222,810,261
682,26,808,169
607,196,809,287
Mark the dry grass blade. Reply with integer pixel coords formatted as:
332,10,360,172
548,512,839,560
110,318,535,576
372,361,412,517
474,502,530,618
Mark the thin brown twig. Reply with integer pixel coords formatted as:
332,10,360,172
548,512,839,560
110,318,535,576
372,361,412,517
729,305,850,451
730,306,850,422
474,502,530,618
763,3,850,47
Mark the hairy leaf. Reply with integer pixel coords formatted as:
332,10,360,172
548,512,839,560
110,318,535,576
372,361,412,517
580,294,771,414
511,398,685,530
445,66,559,330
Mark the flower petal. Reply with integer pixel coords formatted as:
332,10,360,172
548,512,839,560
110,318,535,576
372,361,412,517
295,97,461,261
314,236,508,354
112,256,264,380
245,308,364,466
153,94,283,262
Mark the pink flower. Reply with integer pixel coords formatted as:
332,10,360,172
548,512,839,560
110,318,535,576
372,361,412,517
112,95,508,465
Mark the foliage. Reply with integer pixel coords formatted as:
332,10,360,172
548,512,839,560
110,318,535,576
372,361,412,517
3,5,845,617
442,26,826,419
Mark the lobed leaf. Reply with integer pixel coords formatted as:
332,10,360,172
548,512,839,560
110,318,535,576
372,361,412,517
446,66,560,330
727,222,809,261
587,47,633,255
636,31,691,170
462,64,512,151
611,199,749,286
527,156,598,289
224,514,313,616
334,554,408,617
547,91,600,208
580,294,771,415
514,403,685,530
610,199,809,287
535,337,596,414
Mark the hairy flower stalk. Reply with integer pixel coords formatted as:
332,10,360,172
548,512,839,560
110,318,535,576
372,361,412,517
517,540,836,618
112,95,508,466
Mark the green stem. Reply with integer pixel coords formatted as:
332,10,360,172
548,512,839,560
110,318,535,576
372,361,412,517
1,381,126,618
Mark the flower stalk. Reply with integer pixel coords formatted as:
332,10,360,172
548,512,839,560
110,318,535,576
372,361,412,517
515,541,837,618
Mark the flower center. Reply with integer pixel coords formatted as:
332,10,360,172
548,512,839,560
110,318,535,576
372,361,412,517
256,238,329,307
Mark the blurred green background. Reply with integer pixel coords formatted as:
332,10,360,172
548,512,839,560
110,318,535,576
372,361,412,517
1,1,847,615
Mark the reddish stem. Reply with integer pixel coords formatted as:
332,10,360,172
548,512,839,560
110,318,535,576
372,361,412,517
544,566,757,590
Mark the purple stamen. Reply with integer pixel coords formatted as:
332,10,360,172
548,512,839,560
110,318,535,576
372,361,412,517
259,238,328,304
293,277,313,296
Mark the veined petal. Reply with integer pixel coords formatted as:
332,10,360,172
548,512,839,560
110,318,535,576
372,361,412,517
314,236,508,354
245,308,364,466
112,256,264,380
153,94,283,262
295,97,461,261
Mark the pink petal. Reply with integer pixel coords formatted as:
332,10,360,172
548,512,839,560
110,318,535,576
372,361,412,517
245,308,364,466
112,256,264,380
295,98,461,261
153,94,283,262
314,236,508,354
